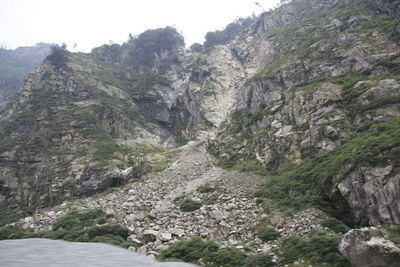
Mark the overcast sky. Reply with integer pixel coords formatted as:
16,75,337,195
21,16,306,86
0,0,281,52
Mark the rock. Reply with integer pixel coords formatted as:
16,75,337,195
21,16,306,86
128,246,136,252
338,166,400,225
339,227,400,267
137,246,147,255
155,245,169,251
158,232,172,242
127,234,143,245
105,209,115,216
143,230,159,243
127,226,135,233
169,228,185,236
133,211,149,221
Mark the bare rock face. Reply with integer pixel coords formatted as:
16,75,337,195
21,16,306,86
339,227,400,267
338,166,400,225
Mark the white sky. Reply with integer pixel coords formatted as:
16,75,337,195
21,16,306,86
0,0,281,52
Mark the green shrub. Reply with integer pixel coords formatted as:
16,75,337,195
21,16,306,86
256,225,281,242
159,236,219,264
0,208,29,227
197,183,215,193
279,231,351,266
159,237,252,266
46,45,69,69
53,209,106,231
204,248,248,267
0,226,35,240
320,218,350,233
179,198,202,212
248,254,275,267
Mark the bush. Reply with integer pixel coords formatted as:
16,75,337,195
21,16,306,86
320,218,350,233
256,225,281,242
279,231,351,266
0,226,35,240
159,236,219,263
248,254,275,267
46,45,69,69
197,183,215,193
204,248,248,267
179,198,202,212
160,237,253,266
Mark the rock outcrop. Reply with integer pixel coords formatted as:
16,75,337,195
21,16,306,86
339,166,400,225
339,227,400,267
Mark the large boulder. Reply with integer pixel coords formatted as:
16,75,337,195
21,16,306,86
339,227,400,267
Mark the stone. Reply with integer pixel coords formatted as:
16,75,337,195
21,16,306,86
105,209,115,216
169,228,185,236
339,227,400,267
137,246,147,255
127,234,143,245
143,230,159,243
128,246,136,252
158,232,172,242
155,245,169,251
338,166,400,225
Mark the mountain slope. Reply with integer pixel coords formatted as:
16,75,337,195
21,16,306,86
0,43,52,105
0,0,399,230
208,0,400,225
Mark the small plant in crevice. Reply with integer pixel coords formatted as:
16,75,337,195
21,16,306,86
179,198,202,212
197,183,215,193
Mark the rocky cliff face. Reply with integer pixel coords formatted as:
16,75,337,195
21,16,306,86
0,0,399,232
208,0,400,225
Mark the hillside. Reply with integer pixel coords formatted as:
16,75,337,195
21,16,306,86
0,43,52,105
0,0,399,265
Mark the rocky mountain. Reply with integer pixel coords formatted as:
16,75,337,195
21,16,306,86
0,43,52,105
0,0,400,265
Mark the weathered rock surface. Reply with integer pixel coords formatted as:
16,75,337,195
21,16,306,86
339,166,400,225
339,227,400,267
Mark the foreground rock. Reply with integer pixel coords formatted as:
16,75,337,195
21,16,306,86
0,238,197,267
339,227,400,267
